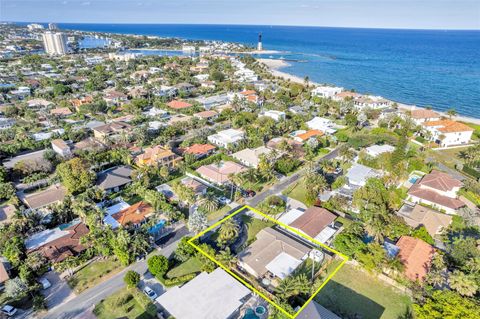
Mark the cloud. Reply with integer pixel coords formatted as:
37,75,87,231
81,1,90,5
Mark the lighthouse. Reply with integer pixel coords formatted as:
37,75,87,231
257,33,263,51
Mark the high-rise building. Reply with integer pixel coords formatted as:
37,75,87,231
257,33,263,51
48,23,58,31
42,31,68,55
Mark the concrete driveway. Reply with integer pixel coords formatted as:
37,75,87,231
41,271,76,311
139,272,166,300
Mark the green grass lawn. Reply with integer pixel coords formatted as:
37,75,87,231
94,288,156,319
68,258,123,293
282,178,309,206
166,257,202,279
241,215,274,245
315,264,412,319
207,205,233,221
427,146,472,169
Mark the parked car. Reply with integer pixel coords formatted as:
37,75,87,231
38,277,52,290
143,286,158,300
1,305,17,317
218,196,231,205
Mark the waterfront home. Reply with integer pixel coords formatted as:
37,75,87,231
410,109,441,124
179,143,216,159
238,227,311,280
312,86,343,99
333,91,360,102
196,161,246,185
156,268,251,319
353,96,391,109
421,120,474,147
397,204,452,237
306,117,336,135
207,128,245,149
96,165,133,193
262,110,286,122
135,145,182,168
92,121,133,143
396,236,434,281
232,146,273,168
407,170,465,214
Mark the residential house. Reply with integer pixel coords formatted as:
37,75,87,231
167,100,192,110
312,86,343,99
50,107,73,117
181,177,208,195
179,143,216,159
103,89,128,106
238,227,312,280
111,201,154,228
196,161,246,185
194,110,218,122
207,128,244,148
0,257,11,288
70,96,93,111
407,170,465,214
293,129,324,143
156,268,251,319
25,221,89,263
333,91,360,102
22,184,67,211
175,82,196,95
396,236,435,281
155,85,177,98
365,144,395,158
232,146,273,168
298,302,341,319
51,139,71,157
0,204,16,225
143,107,170,119
397,204,452,237
92,121,133,142
267,137,305,158
280,207,337,244
27,98,53,108
96,165,133,193
262,110,286,122
0,117,15,130
194,94,230,110
168,114,193,125
421,120,474,147
345,163,380,188
306,117,337,135
410,109,441,124
353,96,391,109
135,145,182,168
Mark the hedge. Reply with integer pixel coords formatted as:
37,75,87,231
462,165,480,180
157,273,197,287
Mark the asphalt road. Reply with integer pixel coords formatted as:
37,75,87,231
41,228,187,319
246,147,340,207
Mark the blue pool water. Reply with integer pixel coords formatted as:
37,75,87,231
409,176,420,184
42,23,480,118
243,309,260,319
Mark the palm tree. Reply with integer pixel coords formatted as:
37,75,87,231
198,194,219,213
218,219,239,247
446,108,457,119
449,270,478,297
217,248,238,268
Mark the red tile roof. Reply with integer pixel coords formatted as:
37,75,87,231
408,184,465,210
112,201,154,226
418,170,462,192
422,120,474,133
396,236,434,281
411,109,440,119
167,100,193,109
182,143,216,156
296,129,323,141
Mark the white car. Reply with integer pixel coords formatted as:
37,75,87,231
38,277,52,290
143,286,157,300
1,305,17,317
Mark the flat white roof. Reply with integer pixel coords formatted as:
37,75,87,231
314,226,337,244
278,208,305,226
156,268,250,319
265,252,303,279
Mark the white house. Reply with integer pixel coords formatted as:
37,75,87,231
51,139,71,157
207,129,244,148
262,110,286,122
345,163,380,187
306,117,337,134
0,118,15,130
410,109,441,125
353,96,391,109
312,86,343,99
155,85,177,98
194,94,230,110
421,120,474,147
232,146,273,168
365,144,395,158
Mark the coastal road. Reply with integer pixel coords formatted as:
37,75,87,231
41,227,188,319
246,147,340,207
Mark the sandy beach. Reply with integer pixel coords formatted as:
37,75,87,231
258,58,480,125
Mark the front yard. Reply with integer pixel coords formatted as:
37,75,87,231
241,214,275,245
93,288,157,319
68,258,123,293
315,264,412,319
282,178,309,206
165,256,202,279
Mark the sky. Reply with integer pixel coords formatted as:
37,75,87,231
1,0,479,30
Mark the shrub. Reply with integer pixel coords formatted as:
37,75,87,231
147,255,169,277
123,270,140,288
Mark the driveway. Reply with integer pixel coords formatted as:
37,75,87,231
41,271,76,311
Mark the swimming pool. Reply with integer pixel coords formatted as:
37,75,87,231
243,309,259,319
409,176,420,184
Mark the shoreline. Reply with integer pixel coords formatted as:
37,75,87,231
258,58,480,125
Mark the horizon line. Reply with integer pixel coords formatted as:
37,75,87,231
5,21,480,32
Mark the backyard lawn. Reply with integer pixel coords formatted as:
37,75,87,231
282,178,309,206
68,258,123,293
427,146,471,169
315,264,412,319
242,215,274,245
166,256,202,279
94,288,156,319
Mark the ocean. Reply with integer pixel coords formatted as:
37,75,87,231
53,24,480,118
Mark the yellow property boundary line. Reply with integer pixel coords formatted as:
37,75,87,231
188,205,348,319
